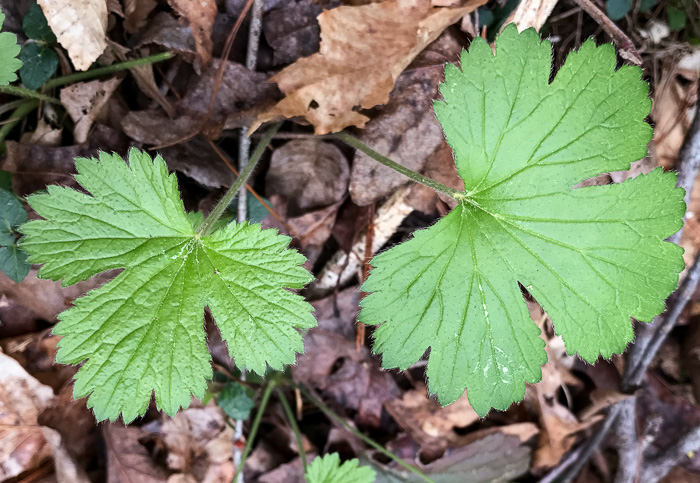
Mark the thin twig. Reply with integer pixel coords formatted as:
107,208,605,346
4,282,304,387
233,4,263,481
641,424,700,482
571,0,642,65
297,384,435,483
613,398,641,483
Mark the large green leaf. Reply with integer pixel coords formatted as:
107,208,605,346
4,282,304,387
359,25,685,416
20,149,315,422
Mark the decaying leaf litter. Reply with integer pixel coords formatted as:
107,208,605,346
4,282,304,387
0,0,699,481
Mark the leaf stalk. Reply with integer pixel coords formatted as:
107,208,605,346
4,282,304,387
333,131,460,199
44,52,173,89
0,85,61,104
197,122,282,236
232,380,276,483
276,388,308,473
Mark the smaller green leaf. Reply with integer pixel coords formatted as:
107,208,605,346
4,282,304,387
230,195,272,224
22,4,56,43
667,6,687,31
0,189,27,246
606,0,633,20
0,171,13,193
18,42,58,90
217,382,255,420
0,10,23,86
639,0,658,12
0,244,30,283
306,453,376,483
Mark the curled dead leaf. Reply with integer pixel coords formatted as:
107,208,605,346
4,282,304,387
38,0,108,71
251,0,486,135
0,351,55,480
167,0,217,65
61,78,122,144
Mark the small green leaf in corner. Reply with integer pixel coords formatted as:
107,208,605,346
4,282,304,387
0,8,23,86
305,453,376,483
217,382,255,420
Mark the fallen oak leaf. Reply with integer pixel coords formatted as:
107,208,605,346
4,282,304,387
38,0,108,71
250,0,486,135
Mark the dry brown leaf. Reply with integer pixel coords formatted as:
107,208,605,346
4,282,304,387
502,0,559,32
266,194,342,264
122,60,277,145
293,329,400,428
167,0,217,65
104,425,169,483
0,268,113,323
108,40,176,117
61,78,122,144
251,0,486,135
266,140,349,214
348,30,461,206
651,51,699,170
263,1,322,66
385,384,480,450
0,351,55,480
38,0,108,71
20,119,62,147
122,0,158,32
528,354,591,473
161,405,234,482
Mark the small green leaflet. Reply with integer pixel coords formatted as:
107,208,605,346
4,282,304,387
0,188,30,283
217,381,255,420
306,453,376,483
18,4,58,90
20,149,315,423
0,8,23,86
359,25,685,416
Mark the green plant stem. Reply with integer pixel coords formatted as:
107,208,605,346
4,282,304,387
0,100,39,154
297,384,435,483
0,85,61,104
334,131,460,200
44,52,173,89
276,388,308,474
197,122,282,236
232,380,276,483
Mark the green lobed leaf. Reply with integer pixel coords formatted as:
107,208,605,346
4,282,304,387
0,188,27,246
0,9,23,86
0,244,30,283
18,42,58,90
23,4,56,43
20,149,315,423
217,381,255,420
306,453,376,483
606,0,633,20
667,6,687,31
359,25,685,416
